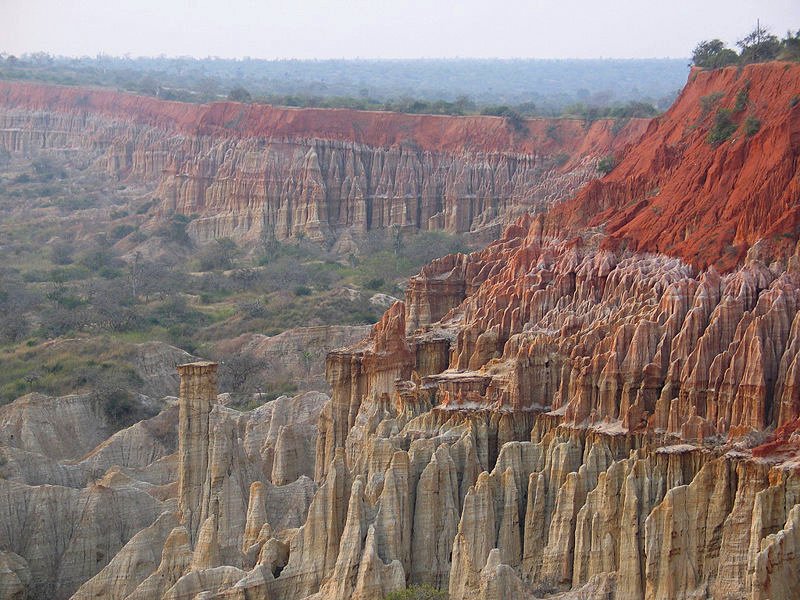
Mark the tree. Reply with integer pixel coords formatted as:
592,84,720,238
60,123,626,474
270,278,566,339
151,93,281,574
157,214,192,246
219,352,264,394
390,224,403,256
228,86,252,103
737,23,781,64
88,366,150,429
503,109,528,134
691,39,738,69
50,241,75,265
198,238,239,271
780,30,800,61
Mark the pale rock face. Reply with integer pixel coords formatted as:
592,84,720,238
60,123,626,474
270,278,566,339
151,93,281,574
0,552,30,600
0,477,166,599
0,393,113,460
752,504,800,600
0,81,642,247
217,325,371,393
72,509,180,600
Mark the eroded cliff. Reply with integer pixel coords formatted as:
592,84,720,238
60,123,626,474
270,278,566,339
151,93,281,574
549,62,800,271
0,80,645,245
1,63,800,600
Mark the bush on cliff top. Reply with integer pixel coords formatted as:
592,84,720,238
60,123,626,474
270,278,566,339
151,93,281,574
692,26,800,69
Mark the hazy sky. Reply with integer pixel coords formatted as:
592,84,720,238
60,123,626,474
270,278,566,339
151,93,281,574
2,0,799,59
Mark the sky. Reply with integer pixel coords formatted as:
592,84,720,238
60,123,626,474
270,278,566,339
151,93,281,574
1,0,799,60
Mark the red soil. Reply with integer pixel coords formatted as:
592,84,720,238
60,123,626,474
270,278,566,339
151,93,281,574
548,62,800,271
752,417,800,458
0,79,646,155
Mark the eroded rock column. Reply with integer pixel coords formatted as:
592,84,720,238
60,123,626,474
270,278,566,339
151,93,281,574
177,361,218,546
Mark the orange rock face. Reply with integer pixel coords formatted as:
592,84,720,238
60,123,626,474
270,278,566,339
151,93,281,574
319,64,800,465
550,62,800,271
0,80,646,244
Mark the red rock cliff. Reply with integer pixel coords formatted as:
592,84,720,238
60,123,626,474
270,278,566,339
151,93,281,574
0,80,646,244
549,62,800,271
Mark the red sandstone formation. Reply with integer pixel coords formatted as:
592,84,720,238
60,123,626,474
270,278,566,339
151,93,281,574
550,62,800,271
4,64,800,600
0,80,645,154
0,80,646,244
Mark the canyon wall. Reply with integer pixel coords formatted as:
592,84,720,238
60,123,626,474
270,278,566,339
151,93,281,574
549,62,800,271
1,64,800,599
0,80,646,245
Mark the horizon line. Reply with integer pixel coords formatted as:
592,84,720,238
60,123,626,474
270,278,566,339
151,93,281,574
2,52,692,62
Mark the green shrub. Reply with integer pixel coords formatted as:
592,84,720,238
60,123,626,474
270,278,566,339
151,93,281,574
699,91,724,116
111,224,136,240
294,285,312,297
197,238,238,271
545,122,561,142
156,214,192,245
597,154,616,175
734,82,750,112
384,584,448,600
743,115,761,137
503,110,527,135
707,109,736,146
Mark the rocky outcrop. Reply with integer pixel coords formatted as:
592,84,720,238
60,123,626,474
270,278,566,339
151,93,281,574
0,80,647,246
177,361,218,545
216,325,371,392
0,357,329,599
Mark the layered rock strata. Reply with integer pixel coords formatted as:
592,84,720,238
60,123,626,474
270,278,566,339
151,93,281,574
0,80,646,245
82,235,799,598
94,201,799,599
3,64,800,600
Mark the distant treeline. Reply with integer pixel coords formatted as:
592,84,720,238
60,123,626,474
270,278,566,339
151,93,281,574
692,25,800,69
0,54,686,117
223,87,660,121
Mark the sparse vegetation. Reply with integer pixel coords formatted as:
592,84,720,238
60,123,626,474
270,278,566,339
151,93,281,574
707,108,737,146
384,585,448,600
0,151,476,407
734,82,750,112
699,92,724,117
597,154,617,175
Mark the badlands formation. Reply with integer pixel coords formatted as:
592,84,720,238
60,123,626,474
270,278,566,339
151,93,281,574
1,62,800,599
0,79,644,246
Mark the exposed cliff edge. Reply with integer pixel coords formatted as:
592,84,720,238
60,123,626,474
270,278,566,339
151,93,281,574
0,80,646,245
549,62,800,271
